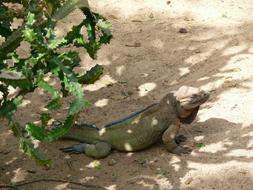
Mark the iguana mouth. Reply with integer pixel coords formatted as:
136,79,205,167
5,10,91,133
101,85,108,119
179,91,209,109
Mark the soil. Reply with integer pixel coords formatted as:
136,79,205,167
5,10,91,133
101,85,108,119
2,0,253,189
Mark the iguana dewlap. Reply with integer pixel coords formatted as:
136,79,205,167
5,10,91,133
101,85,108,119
60,86,209,158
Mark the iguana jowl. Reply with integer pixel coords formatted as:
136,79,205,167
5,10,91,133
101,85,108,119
60,86,209,158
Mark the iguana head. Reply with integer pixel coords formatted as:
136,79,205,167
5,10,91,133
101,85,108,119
173,86,209,124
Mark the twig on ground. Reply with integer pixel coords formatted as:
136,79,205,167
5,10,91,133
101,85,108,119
0,178,106,190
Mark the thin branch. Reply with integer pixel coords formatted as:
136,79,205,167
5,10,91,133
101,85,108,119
0,178,106,190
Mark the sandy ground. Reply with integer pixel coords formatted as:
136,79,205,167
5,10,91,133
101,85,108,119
2,0,253,189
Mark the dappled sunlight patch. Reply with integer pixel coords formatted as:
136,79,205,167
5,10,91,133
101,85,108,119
11,168,28,183
190,30,224,41
198,76,210,81
129,175,173,190
80,176,96,183
95,98,109,107
218,54,253,81
136,180,156,189
126,152,134,157
222,45,246,56
138,82,156,97
20,99,31,107
64,154,71,159
86,160,101,169
184,51,212,65
246,139,253,148
99,128,107,136
151,117,158,127
116,65,126,76
198,141,227,153
106,184,117,190
179,67,190,76
169,155,181,172
92,0,169,18
225,149,253,158
55,183,69,190
32,139,41,148
131,117,140,124
183,161,253,189
124,142,133,151
194,135,204,141
83,75,117,91
5,156,18,165
151,39,164,49
198,90,253,124
127,129,133,134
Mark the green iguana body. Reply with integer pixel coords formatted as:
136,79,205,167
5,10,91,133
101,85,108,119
61,86,209,158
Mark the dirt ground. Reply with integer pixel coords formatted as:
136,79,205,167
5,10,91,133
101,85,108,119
2,0,253,189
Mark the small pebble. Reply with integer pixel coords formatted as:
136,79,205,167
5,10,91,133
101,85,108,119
178,28,188,33
185,177,193,185
108,159,117,166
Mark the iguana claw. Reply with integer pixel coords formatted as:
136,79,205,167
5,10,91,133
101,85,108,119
60,144,86,154
175,135,187,145
172,146,192,155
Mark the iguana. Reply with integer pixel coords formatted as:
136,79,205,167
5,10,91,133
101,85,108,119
60,86,209,158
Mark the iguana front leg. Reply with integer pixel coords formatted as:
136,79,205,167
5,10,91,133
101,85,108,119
60,142,112,159
162,120,191,155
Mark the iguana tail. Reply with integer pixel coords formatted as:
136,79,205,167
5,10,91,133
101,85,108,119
63,124,101,144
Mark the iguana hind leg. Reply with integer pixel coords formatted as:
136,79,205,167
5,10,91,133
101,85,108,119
60,142,112,159
162,121,191,155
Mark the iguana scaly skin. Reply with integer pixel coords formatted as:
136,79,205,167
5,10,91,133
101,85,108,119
60,86,209,158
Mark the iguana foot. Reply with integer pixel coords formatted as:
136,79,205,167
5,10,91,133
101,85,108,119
60,142,112,159
175,135,187,145
60,144,86,154
171,146,192,155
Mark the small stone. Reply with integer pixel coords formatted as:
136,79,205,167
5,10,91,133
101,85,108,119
185,177,193,185
27,169,36,174
178,28,188,34
125,42,141,47
108,159,117,166
149,13,154,19
166,1,171,5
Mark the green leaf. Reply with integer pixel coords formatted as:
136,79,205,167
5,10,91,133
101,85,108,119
196,143,205,148
9,120,23,137
0,25,24,60
78,64,103,84
46,97,61,110
37,80,62,110
40,113,51,129
27,12,36,26
52,0,89,20
97,19,112,36
23,28,36,42
19,138,51,167
0,96,23,119
25,123,46,141
45,27,67,49
37,80,60,98
65,9,112,59
45,114,76,141
26,114,76,142
67,81,90,115
0,70,33,90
